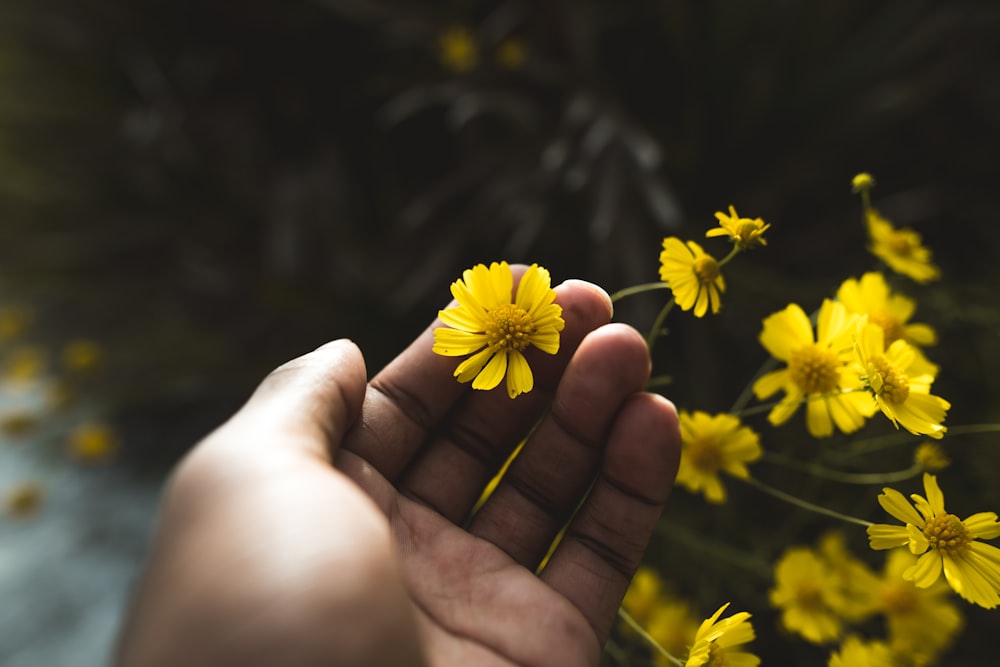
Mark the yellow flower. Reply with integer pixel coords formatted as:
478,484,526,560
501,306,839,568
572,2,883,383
67,421,120,464
827,636,893,667
2,345,47,384
659,238,725,317
685,603,759,667
836,272,937,349
0,306,29,341
647,601,700,666
752,299,874,437
875,549,963,662
495,38,527,69
866,209,941,284
913,441,950,472
61,339,104,374
851,172,876,194
867,473,1000,608
1,410,41,440
705,205,770,250
675,411,762,504
622,566,664,625
816,532,880,623
438,26,478,73
433,262,564,398
3,481,44,519
769,547,848,644
854,322,949,439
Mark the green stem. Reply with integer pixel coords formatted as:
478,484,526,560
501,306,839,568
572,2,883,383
762,452,923,485
616,607,685,667
609,282,673,303
738,476,874,528
717,244,741,268
646,298,675,353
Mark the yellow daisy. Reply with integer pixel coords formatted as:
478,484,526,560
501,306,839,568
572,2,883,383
914,441,950,472
61,339,104,374
816,532,880,623
867,473,1000,609
866,209,941,284
3,480,44,519
675,411,762,504
705,205,770,250
647,601,700,666
752,299,874,438
658,238,725,317
433,262,564,399
851,172,876,193
495,38,527,69
438,26,478,73
854,322,949,439
67,421,120,464
827,636,892,667
875,549,963,662
769,547,848,644
685,603,759,667
836,272,937,349
622,566,664,625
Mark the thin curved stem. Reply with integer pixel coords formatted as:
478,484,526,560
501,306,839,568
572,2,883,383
762,452,923,485
616,607,685,667
738,476,874,528
609,282,672,303
646,298,675,353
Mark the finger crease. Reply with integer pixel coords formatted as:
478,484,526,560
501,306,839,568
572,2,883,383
369,377,438,432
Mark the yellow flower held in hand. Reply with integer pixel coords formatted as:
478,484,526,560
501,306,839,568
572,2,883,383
705,205,770,250
676,411,762,504
752,299,874,438
433,262,564,399
854,322,949,439
866,209,941,284
659,238,725,317
867,473,1000,609
685,603,759,667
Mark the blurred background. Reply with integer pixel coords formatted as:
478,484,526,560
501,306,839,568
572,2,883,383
2,0,999,664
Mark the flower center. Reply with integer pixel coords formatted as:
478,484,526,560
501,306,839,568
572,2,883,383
788,344,841,395
886,231,915,257
794,581,826,611
687,436,724,474
693,256,720,284
867,356,910,404
485,304,535,353
706,642,730,667
878,582,919,617
923,513,971,557
867,312,906,346
737,221,764,245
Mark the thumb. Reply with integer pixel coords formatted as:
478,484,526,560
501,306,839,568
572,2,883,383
232,338,368,460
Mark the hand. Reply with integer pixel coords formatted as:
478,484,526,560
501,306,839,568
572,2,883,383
114,274,682,667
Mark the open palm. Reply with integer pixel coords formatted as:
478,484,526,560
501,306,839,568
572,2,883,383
114,276,680,667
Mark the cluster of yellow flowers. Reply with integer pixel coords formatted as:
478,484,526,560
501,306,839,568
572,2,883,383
430,173,999,664
1,305,118,519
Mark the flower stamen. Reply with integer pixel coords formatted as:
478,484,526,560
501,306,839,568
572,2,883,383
485,304,534,353
788,345,841,395
923,513,972,557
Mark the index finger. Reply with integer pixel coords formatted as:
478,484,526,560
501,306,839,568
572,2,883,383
341,272,614,484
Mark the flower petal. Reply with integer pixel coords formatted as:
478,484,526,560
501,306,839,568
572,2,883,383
876,487,925,527
903,550,942,588
472,349,507,391
505,350,533,398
